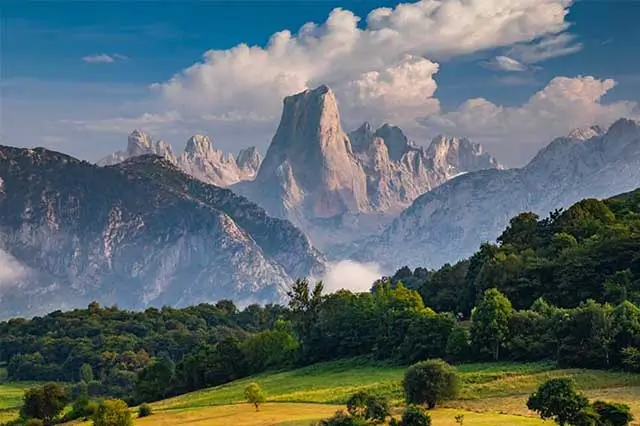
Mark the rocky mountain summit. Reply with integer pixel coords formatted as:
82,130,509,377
98,130,262,187
0,145,324,318
234,85,502,249
355,118,640,271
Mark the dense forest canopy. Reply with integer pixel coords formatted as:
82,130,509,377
388,188,640,314
0,189,639,405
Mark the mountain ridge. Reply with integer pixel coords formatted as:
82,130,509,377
0,145,324,319
353,117,640,271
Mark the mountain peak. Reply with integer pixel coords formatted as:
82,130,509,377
126,129,154,157
236,146,262,174
374,124,410,161
184,135,214,156
567,125,605,140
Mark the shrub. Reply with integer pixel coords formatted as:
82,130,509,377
592,400,634,426
621,347,640,372
399,405,431,426
93,399,133,426
25,420,44,426
403,359,459,408
346,391,390,423
138,403,153,418
317,410,368,426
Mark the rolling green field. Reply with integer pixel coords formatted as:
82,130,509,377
3,359,640,425
148,359,640,425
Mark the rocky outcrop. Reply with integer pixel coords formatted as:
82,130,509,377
98,130,262,187
355,118,640,271
0,146,324,319
234,85,502,250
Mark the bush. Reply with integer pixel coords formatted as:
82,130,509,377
399,405,431,426
138,404,153,418
592,400,634,426
25,420,44,426
346,391,390,423
317,410,368,426
621,347,640,372
403,359,459,408
93,399,133,426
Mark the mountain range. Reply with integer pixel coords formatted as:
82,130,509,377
98,130,263,187
101,86,502,250
0,147,323,318
1,84,638,318
353,118,640,270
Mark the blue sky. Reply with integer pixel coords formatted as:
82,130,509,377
2,0,639,165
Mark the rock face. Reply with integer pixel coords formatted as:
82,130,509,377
356,118,640,271
234,85,502,250
98,131,262,187
0,146,324,319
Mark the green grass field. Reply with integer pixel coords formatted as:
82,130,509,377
149,359,640,425
3,359,640,425
0,381,34,423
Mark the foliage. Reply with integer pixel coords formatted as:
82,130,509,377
243,382,265,412
399,405,432,426
592,400,634,426
345,391,389,423
92,399,132,426
527,378,590,425
137,403,153,418
317,410,369,426
470,288,513,360
403,359,459,409
19,383,69,425
80,363,94,383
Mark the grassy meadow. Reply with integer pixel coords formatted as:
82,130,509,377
3,359,640,425
144,359,640,425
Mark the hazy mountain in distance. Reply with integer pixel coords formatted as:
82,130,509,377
354,118,640,271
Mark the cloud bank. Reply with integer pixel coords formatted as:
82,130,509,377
0,249,28,289
319,260,384,294
152,0,575,126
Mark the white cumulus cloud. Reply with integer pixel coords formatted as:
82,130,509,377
422,76,640,165
151,0,576,127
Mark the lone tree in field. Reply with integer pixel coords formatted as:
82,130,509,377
527,378,589,425
244,382,266,412
92,399,132,426
403,359,459,409
20,383,69,426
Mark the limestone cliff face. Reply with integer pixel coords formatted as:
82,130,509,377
235,86,502,250
251,85,369,219
98,131,261,187
0,146,324,319
355,118,640,271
